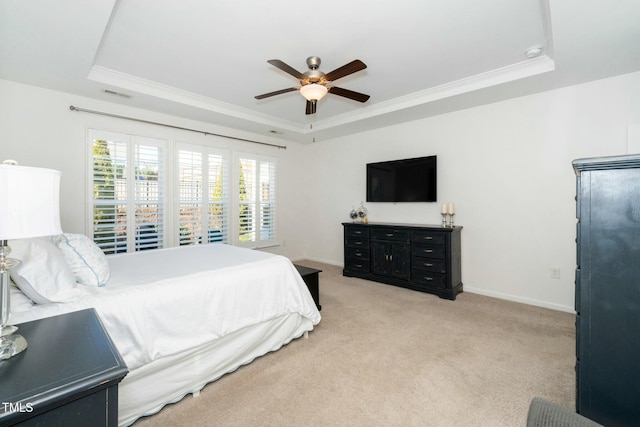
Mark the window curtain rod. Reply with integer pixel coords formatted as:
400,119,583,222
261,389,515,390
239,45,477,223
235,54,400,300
69,105,287,150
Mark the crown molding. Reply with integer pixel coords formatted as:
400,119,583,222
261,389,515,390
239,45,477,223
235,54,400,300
88,55,555,136
308,55,556,132
87,65,304,133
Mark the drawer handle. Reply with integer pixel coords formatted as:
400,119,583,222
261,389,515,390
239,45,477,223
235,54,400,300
424,236,433,240
424,262,433,267
385,233,394,237
355,242,362,245
424,276,434,281
355,264,362,268
355,231,362,235
424,249,433,253
355,252,362,256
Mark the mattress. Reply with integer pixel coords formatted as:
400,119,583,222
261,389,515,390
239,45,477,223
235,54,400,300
10,244,322,371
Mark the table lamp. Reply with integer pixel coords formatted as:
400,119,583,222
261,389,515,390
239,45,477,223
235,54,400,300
0,160,62,359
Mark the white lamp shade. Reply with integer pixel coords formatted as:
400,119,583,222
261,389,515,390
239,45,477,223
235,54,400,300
300,84,328,101
0,164,62,240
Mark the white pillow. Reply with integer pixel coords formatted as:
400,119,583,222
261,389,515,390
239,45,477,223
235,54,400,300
9,283,34,313
52,233,110,287
8,238,88,304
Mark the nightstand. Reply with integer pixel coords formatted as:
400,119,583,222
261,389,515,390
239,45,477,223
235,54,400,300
0,308,128,427
294,264,322,311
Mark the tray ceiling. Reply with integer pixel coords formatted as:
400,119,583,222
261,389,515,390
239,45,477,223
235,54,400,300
1,0,639,143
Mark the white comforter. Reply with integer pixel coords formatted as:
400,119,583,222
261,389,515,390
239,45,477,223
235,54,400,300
11,244,321,370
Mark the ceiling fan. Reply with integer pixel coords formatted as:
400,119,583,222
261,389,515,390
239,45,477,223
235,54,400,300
255,56,370,115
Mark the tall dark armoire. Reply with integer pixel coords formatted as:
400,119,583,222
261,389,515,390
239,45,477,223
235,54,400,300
573,155,640,426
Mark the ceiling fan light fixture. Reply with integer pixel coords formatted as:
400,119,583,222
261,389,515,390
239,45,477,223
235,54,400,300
300,84,328,101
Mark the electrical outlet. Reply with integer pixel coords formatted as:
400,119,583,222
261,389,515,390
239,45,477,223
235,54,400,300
550,267,561,279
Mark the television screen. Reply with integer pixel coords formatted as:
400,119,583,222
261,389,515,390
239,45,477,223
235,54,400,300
366,156,437,202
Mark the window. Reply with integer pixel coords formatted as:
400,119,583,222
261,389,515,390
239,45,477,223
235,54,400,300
89,130,165,253
177,144,229,245
89,130,277,253
238,154,276,247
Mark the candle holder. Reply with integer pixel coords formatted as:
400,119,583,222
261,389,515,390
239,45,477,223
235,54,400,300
440,202,456,228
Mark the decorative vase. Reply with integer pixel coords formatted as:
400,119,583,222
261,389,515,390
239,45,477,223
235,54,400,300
349,206,358,221
357,201,368,223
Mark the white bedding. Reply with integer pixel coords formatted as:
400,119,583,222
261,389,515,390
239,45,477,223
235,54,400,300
10,244,321,371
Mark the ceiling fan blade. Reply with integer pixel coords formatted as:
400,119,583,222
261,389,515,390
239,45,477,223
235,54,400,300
305,100,317,115
254,87,298,99
324,59,367,82
328,86,370,103
267,59,305,80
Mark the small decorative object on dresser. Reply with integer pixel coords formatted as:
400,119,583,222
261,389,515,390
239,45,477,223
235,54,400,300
342,222,462,300
357,201,368,224
349,206,358,221
440,202,455,228
0,308,128,427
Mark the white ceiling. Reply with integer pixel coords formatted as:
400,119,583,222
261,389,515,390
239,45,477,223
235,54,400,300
1,0,640,144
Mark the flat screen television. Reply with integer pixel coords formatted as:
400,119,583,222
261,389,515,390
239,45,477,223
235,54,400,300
366,156,437,202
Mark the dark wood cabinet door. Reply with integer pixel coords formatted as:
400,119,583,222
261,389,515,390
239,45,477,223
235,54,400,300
370,241,410,279
389,242,410,279
371,241,390,275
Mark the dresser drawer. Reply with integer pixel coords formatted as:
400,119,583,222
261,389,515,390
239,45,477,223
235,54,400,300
346,260,370,273
411,271,447,288
347,247,369,261
346,226,369,238
411,230,446,246
371,228,410,242
412,243,446,259
412,256,446,273
346,237,369,248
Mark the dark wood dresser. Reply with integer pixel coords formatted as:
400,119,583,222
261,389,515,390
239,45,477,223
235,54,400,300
0,308,128,427
573,155,640,426
342,222,462,300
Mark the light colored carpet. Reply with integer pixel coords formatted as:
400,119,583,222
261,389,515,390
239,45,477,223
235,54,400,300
133,261,575,427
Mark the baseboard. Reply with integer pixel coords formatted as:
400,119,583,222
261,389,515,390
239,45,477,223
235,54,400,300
290,257,576,314
464,286,575,313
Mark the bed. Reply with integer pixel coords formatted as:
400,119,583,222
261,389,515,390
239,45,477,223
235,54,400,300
8,237,321,426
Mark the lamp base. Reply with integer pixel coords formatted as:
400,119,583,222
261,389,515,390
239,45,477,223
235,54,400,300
1,324,18,336
0,333,28,360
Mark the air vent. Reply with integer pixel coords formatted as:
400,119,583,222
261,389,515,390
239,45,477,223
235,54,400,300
103,89,132,99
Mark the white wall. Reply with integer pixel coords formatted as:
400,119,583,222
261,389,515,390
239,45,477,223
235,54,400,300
303,71,640,312
3,71,640,312
0,79,308,259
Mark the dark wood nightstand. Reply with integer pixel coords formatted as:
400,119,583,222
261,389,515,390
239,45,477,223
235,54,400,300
0,308,128,427
294,264,322,311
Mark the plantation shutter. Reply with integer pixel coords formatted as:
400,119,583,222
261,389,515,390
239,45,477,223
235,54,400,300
238,154,276,247
177,144,229,245
207,152,228,243
134,139,164,250
259,159,276,242
92,134,128,254
238,158,256,243
89,130,165,254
